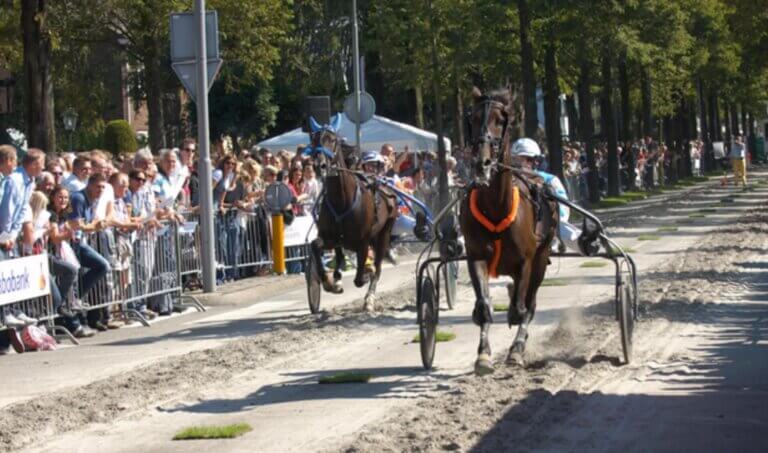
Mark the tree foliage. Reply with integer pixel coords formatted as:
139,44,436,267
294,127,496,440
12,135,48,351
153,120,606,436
1,0,767,153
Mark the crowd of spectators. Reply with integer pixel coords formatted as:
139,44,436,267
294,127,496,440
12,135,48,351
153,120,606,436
0,138,463,355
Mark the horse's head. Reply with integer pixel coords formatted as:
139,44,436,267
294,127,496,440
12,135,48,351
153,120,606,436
306,114,344,179
466,86,521,186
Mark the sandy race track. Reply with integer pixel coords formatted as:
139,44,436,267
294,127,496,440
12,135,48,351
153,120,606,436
2,176,768,452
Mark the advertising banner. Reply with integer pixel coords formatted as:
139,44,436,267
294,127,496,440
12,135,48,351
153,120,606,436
0,254,51,307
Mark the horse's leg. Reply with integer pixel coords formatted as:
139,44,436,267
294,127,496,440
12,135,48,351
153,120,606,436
363,235,385,311
508,257,533,325
507,252,548,366
353,245,370,288
311,237,342,294
333,246,345,282
468,259,494,375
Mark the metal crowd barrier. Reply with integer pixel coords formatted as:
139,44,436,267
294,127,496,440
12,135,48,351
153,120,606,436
75,221,204,328
181,206,274,280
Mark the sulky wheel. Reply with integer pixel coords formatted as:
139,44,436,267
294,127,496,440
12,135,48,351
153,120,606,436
306,256,321,314
617,280,634,364
442,261,458,311
418,274,439,370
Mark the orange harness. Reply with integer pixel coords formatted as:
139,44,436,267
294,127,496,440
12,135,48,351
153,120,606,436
469,187,520,278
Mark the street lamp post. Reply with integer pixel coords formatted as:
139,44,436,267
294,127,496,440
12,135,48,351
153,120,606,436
62,108,78,153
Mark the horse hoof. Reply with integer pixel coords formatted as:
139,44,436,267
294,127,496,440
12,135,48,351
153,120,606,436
363,295,376,312
354,277,369,288
506,351,525,367
323,281,344,294
474,354,495,376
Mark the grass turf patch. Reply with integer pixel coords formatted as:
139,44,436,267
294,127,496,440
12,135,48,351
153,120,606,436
596,197,628,209
412,331,456,343
608,244,637,254
638,234,661,241
493,304,509,312
656,226,679,233
699,208,718,213
173,424,252,441
580,260,608,268
318,372,372,384
688,213,706,218
541,278,570,287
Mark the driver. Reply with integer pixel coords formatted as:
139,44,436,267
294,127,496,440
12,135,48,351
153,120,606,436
510,138,600,256
360,150,430,242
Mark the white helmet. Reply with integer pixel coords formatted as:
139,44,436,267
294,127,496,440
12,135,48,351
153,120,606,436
511,138,541,158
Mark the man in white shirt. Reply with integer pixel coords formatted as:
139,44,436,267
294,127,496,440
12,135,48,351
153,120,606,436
62,155,92,193
89,151,115,221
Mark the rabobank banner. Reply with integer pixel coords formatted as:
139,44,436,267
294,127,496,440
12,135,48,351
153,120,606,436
0,254,51,307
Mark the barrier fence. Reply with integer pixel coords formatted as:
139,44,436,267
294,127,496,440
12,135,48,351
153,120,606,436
1,205,319,348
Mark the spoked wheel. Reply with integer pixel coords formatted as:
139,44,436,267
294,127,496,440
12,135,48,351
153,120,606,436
617,280,634,364
306,257,321,314
442,261,458,311
418,274,439,370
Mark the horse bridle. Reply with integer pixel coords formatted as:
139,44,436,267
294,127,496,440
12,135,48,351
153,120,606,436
466,97,511,161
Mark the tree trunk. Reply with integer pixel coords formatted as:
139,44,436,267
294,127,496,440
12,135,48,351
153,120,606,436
414,85,425,129
618,51,631,142
697,78,712,171
723,103,731,144
711,95,722,141
680,100,693,178
729,103,739,137
543,41,563,180
427,0,448,210
144,39,165,152
565,94,579,141
517,0,538,138
453,71,464,149
22,0,55,152
739,104,747,138
601,49,619,197
578,59,600,203
640,67,652,138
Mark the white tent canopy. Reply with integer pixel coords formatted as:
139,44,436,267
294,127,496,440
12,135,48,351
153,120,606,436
257,114,451,153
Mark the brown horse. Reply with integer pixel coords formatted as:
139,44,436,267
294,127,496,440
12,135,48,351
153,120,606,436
459,87,558,375
308,125,397,311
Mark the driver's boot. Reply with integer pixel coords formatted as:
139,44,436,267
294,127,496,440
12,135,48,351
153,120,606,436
414,212,432,241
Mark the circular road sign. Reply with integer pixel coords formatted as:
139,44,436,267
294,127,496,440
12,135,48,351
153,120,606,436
264,182,294,213
343,91,376,124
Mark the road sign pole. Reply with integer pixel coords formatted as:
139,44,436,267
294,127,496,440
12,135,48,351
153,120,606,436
195,0,216,293
352,0,361,150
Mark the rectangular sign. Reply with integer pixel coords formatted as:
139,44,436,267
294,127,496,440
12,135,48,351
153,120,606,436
283,215,316,247
0,254,51,307
170,11,219,62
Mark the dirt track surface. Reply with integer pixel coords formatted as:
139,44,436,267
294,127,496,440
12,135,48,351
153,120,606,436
4,177,768,452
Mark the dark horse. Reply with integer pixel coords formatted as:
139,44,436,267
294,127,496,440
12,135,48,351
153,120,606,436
460,87,558,375
308,116,398,311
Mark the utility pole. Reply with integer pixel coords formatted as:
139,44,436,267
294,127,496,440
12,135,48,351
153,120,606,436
195,0,216,292
352,0,361,149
